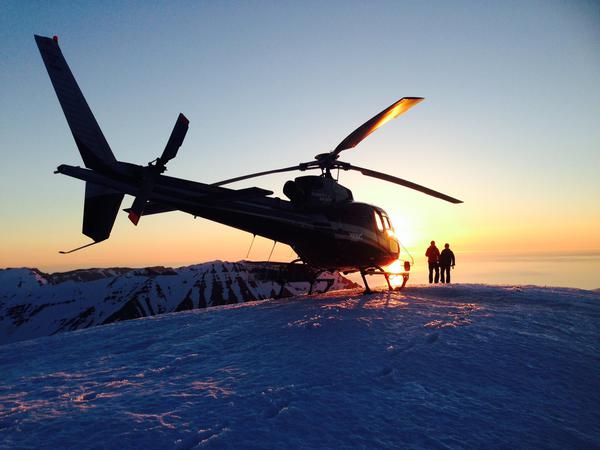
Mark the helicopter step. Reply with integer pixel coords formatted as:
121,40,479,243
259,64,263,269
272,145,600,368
360,264,410,294
277,261,336,298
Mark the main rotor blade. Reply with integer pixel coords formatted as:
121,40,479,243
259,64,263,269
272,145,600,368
211,163,317,187
159,113,189,165
332,97,424,157
340,162,463,204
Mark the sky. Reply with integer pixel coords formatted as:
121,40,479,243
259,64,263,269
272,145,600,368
1,1,599,286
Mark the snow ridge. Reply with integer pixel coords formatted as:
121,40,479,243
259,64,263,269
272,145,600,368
0,261,358,344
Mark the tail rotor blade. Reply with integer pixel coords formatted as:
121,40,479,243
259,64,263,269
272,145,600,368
129,113,190,225
128,193,148,225
129,113,189,224
160,113,189,165
128,172,158,225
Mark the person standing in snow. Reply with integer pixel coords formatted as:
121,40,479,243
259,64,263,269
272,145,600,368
425,241,440,284
439,243,456,283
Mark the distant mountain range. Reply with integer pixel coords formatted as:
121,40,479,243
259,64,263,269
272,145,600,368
0,261,358,344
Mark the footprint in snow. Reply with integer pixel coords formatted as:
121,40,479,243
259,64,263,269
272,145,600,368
426,333,439,343
264,400,291,419
375,366,397,384
379,366,393,376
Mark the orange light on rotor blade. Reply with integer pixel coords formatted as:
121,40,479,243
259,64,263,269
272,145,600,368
335,97,424,152
365,97,424,140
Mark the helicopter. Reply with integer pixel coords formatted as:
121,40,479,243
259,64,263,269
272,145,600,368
35,34,462,293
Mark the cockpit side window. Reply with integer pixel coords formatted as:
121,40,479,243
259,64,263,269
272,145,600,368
381,212,392,230
374,211,384,231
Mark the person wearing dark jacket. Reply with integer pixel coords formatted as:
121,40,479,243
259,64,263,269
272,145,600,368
439,243,456,283
425,241,440,284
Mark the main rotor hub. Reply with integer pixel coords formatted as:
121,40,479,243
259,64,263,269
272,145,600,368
284,175,354,205
314,152,338,166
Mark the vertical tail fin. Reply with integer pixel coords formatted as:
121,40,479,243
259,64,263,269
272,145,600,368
59,182,123,253
82,182,123,242
34,35,117,170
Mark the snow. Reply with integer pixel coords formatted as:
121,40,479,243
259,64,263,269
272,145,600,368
1,284,599,449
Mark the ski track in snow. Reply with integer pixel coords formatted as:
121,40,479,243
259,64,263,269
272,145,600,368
0,284,599,449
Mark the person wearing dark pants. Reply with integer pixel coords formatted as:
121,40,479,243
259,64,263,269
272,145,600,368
425,241,440,284
439,243,456,283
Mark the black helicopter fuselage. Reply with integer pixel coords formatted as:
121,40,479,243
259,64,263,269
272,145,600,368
58,163,400,272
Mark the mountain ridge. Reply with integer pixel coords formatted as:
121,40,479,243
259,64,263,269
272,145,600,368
0,260,358,345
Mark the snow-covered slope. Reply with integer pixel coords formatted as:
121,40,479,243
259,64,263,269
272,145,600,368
1,285,598,449
0,261,358,345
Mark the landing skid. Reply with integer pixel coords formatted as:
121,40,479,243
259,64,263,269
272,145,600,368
275,259,335,298
360,265,410,294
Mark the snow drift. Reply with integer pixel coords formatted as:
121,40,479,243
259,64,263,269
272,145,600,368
0,284,598,449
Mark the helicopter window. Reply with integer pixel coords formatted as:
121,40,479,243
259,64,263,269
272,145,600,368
381,212,392,230
374,211,384,232
327,206,372,227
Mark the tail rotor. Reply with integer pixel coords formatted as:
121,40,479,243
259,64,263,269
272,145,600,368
128,113,189,224
156,113,189,168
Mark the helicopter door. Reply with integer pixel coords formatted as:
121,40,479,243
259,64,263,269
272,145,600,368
374,210,399,254
382,212,400,254
373,211,387,247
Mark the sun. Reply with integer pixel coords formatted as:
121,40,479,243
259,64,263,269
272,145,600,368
386,212,416,248
384,259,407,288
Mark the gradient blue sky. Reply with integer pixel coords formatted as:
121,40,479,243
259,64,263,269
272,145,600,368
1,1,599,281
